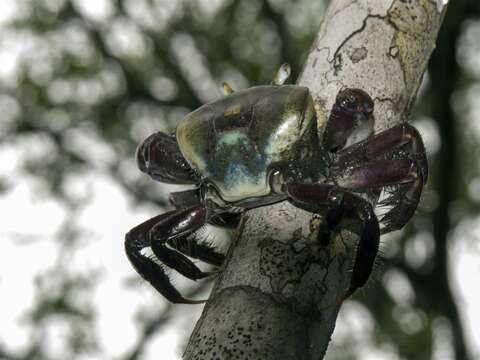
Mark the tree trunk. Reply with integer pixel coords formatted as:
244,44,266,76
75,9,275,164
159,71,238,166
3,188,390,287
183,1,447,359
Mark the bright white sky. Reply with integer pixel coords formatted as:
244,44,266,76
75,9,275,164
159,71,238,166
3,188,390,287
1,0,480,359
0,163,197,359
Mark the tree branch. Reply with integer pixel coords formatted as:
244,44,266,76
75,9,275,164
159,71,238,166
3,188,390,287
183,1,447,359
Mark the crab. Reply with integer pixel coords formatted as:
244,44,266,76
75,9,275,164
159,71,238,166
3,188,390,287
125,64,427,304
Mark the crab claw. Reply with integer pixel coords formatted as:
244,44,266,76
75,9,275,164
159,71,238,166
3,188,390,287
324,88,375,152
135,132,196,184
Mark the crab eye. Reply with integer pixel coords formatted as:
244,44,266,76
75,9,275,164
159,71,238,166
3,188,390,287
340,96,357,111
336,88,375,116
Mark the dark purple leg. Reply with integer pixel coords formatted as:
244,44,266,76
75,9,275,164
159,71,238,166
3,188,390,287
148,206,214,279
167,236,225,267
335,123,428,180
125,205,223,304
125,212,204,304
334,158,424,233
287,183,380,300
169,189,202,209
169,189,241,229
152,206,225,267
332,123,427,233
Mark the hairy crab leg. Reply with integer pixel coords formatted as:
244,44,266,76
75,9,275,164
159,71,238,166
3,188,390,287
148,206,217,280
207,212,242,229
334,158,424,234
161,207,227,267
125,213,204,304
286,183,380,301
335,123,428,181
167,236,225,267
125,206,223,304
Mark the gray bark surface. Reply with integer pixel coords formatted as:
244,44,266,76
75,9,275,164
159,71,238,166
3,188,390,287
183,1,447,359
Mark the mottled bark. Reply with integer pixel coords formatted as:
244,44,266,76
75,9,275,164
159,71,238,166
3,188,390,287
183,1,447,359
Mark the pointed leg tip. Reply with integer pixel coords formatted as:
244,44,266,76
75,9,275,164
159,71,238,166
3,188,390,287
182,298,208,305
204,269,221,277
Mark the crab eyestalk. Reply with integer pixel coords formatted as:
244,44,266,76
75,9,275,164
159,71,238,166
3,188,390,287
222,82,235,95
272,63,291,85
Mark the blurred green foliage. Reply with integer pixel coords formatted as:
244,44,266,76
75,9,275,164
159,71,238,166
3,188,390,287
2,0,480,359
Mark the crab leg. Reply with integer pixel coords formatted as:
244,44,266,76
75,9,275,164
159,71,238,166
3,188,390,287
155,206,225,267
335,158,424,233
335,123,428,180
286,183,380,300
167,235,225,267
208,213,242,229
148,206,213,278
125,205,223,304
169,190,241,229
125,213,203,304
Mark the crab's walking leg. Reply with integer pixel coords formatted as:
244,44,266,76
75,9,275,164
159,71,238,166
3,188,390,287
166,236,225,267
207,212,242,229
125,206,222,304
125,213,204,304
335,123,428,180
333,124,427,233
287,183,380,300
335,158,423,233
162,196,230,264
148,206,218,280
169,190,241,230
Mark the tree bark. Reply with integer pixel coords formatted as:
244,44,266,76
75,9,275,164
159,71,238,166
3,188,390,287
183,1,447,359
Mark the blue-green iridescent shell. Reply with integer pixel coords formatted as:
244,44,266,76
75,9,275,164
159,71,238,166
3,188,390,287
176,85,316,202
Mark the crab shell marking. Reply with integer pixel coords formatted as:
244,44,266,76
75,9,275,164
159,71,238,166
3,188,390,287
176,85,317,202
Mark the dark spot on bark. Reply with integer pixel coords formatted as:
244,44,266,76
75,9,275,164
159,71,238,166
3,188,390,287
293,228,303,240
333,54,343,75
349,47,368,63
184,288,311,359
